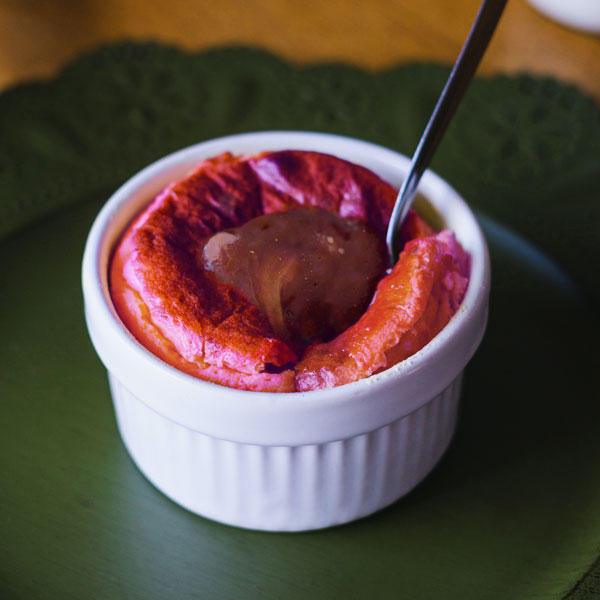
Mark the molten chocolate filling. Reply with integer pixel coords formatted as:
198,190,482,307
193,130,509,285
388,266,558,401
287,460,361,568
202,207,386,352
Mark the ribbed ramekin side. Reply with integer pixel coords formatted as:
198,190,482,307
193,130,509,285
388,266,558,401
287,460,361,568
109,373,461,531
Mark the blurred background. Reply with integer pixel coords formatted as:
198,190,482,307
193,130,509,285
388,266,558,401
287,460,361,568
0,0,599,99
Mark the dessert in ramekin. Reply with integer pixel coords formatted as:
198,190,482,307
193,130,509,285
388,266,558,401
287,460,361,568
82,131,490,531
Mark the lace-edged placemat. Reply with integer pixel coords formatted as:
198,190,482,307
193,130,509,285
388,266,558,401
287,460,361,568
0,42,599,599
1,42,599,301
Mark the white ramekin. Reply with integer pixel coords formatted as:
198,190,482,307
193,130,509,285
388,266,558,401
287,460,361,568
82,131,490,531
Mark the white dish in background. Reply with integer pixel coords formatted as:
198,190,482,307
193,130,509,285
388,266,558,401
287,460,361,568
82,131,490,531
527,0,600,34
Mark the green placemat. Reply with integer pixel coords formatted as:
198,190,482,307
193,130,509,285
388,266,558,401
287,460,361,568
1,42,599,599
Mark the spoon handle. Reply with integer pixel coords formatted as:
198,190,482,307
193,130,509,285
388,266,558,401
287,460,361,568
386,0,507,264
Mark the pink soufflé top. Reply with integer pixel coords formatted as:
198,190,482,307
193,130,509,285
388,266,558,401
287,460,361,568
110,150,470,392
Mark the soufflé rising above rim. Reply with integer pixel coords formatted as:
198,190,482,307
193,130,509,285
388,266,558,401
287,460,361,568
108,145,471,392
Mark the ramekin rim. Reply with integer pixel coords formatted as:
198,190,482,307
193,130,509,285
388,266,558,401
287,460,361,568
82,130,489,411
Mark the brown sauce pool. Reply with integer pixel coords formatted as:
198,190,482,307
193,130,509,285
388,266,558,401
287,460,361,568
202,207,386,352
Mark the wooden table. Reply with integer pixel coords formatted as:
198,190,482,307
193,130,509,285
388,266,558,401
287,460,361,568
2,3,600,599
0,0,599,100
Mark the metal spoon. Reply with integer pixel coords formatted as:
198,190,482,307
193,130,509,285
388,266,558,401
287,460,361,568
385,0,507,265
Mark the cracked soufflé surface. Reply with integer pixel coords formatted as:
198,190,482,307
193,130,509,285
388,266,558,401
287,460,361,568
110,150,469,391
